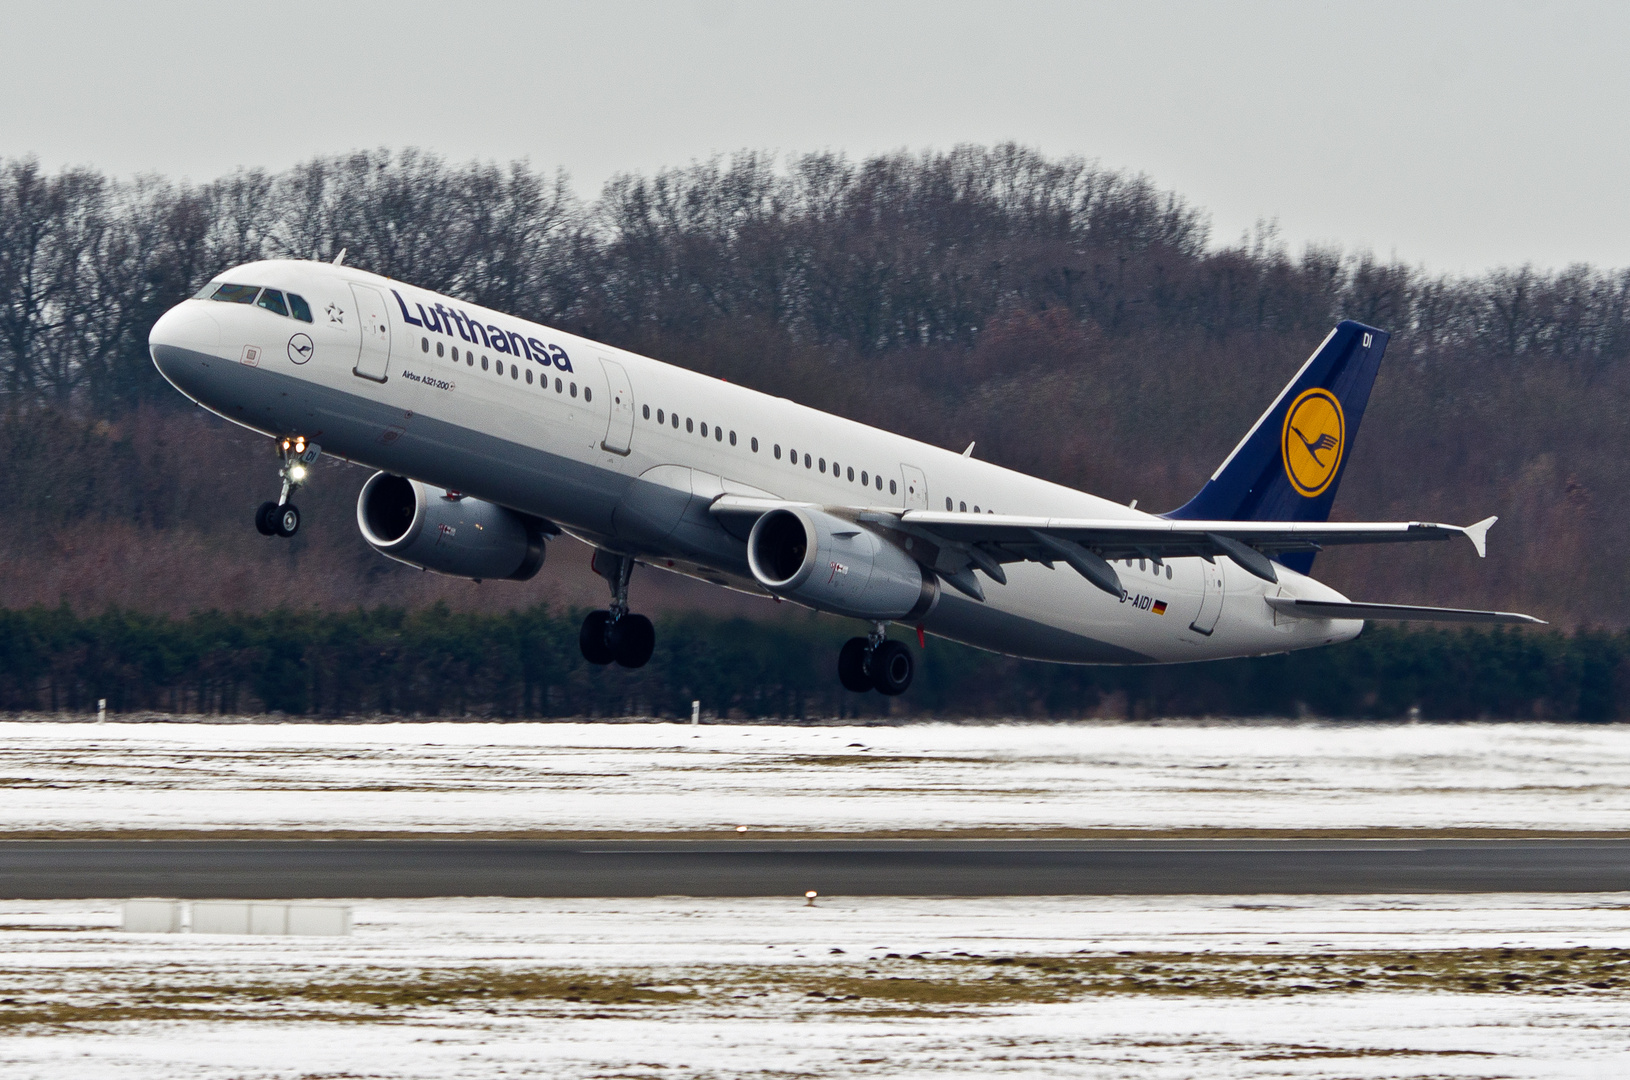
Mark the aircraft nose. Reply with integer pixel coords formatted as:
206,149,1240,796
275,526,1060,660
148,301,221,382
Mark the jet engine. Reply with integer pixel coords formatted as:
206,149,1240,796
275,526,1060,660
356,472,548,581
746,507,937,620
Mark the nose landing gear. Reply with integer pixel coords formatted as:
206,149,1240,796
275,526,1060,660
256,437,319,538
838,623,915,695
580,550,656,669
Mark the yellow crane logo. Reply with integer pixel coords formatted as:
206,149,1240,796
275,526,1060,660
1281,388,1345,497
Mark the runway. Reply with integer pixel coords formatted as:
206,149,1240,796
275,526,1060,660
2,838,1628,898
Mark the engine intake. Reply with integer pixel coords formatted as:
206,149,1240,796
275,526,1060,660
357,472,547,581
747,507,937,621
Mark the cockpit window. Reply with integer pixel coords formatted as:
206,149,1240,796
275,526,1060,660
209,284,260,304
256,289,289,317
193,280,223,299
287,293,313,323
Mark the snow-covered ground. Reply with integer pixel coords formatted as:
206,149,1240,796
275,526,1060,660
0,894,1627,1078
0,719,1626,834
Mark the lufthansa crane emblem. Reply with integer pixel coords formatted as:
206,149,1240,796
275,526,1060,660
287,333,314,365
1281,388,1345,497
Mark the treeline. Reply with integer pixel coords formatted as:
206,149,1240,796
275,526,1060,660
7,146,1630,408
0,605,1623,721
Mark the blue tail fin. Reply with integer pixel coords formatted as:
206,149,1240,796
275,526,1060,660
1165,320,1389,573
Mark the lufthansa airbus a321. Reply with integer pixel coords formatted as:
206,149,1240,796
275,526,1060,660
147,258,1540,696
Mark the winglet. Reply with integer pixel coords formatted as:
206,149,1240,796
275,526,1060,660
1462,515,1497,558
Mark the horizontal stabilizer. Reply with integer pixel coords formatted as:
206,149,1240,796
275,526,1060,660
1266,598,1544,624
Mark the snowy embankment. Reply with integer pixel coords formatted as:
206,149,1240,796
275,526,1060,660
1,894,1627,1079
0,719,1626,835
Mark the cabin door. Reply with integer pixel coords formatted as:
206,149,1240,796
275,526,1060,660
1189,559,1226,636
599,357,634,455
350,284,391,382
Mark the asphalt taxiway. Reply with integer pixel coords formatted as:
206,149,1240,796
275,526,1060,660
2,838,1627,898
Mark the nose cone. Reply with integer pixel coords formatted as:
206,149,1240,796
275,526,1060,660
149,301,221,390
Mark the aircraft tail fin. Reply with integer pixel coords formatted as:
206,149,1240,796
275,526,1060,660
1165,320,1389,573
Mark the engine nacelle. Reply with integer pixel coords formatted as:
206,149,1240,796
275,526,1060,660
747,507,937,621
357,472,547,581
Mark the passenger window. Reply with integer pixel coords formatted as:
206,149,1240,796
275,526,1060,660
209,283,259,304
256,289,288,317
819,458,826,473
715,427,722,442
862,471,869,486
700,422,708,437
959,501,967,512
570,383,578,398
497,361,504,376
804,454,812,468
287,293,313,322
973,505,980,513
657,409,665,424
468,354,475,366
847,467,854,482
479,354,486,369
421,338,429,353
946,498,953,510
729,431,736,446
1166,565,1173,579
686,418,694,433
876,475,883,490
643,405,650,419
511,365,518,380
671,413,678,428
889,479,897,495
788,447,796,463
584,387,591,401
526,369,533,384
774,445,781,459
751,437,758,452
557,378,564,392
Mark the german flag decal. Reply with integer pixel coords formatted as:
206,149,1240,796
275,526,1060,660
1152,600,1168,615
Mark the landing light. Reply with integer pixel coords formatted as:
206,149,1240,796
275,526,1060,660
287,464,308,483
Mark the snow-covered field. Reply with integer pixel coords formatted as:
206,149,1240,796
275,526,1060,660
0,719,1626,835
1,894,1627,1079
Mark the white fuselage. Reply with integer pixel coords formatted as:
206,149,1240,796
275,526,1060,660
149,259,1360,665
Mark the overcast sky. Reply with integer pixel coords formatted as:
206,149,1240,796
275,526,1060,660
5,0,1626,274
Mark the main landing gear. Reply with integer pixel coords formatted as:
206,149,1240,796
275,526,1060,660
838,623,914,696
255,436,319,539
580,551,656,669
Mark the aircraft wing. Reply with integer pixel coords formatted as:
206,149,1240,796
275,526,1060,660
710,495,1507,603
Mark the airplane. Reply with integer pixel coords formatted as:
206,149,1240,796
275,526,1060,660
147,257,1540,697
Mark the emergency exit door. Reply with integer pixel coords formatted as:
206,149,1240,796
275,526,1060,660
899,464,928,509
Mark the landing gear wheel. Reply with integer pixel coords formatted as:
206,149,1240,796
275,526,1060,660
579,610,615,666
838,637,873,692
274,504,301,538
255,501,278,536
608,613,656,669
870,639,914,696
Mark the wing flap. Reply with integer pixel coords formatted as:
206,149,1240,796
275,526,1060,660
1266,598,1544,624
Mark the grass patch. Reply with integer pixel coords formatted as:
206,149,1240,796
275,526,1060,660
2,947,1626,1029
